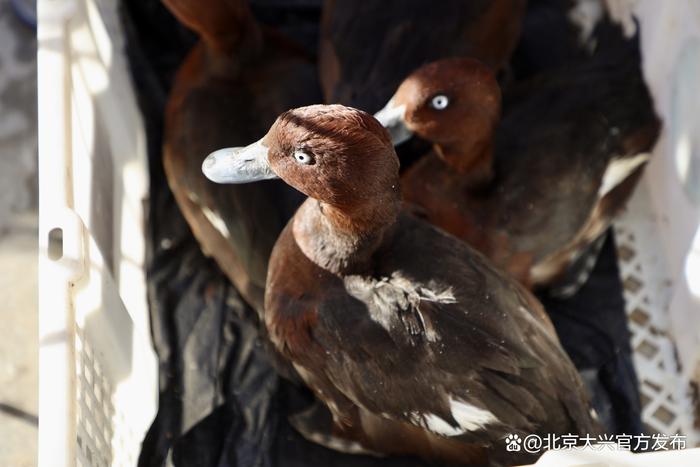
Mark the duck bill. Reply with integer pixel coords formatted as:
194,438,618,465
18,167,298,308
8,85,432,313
202,139,279,184
374,99,414,146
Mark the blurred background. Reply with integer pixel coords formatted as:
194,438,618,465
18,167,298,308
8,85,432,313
0,0,38,466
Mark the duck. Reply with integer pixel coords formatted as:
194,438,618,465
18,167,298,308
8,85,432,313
161,0,321,313
201,104,602,466
373,32,660,292
319,0,526,113
508,4,647,435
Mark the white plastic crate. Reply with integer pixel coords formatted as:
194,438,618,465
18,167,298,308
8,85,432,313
38,0,157,466
607,0,700,446
37,0,699,466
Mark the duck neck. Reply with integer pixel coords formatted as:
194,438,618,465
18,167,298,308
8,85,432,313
435,136,494,190
292,191,401,275
194,1,263,63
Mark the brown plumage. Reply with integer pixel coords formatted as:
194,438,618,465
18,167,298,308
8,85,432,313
202,104,602,466
162,0,321,312
378,28,660,290
319,0,526,112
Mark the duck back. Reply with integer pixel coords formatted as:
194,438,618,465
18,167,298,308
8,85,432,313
320,0,526,112
494,20,660,286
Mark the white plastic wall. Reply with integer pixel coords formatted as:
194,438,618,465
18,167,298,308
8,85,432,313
38,0,157,466
607,0,700,383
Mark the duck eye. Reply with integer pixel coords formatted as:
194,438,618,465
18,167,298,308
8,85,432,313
430,94,449,110
293,150,313,165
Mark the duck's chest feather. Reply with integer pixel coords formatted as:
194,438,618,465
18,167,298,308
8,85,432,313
264,212,598,453
401,140,602,284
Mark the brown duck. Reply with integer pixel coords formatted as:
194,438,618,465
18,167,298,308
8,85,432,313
375,50,659,291
162,0,321,312
202,104,601,466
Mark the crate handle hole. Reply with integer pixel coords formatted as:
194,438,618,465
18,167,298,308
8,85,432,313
48,227,64,261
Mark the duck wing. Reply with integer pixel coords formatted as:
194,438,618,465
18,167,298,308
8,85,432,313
494,20,660,290
302,215,600,446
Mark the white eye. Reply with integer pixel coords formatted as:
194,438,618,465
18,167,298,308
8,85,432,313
294,150,313,165
430,94,449,110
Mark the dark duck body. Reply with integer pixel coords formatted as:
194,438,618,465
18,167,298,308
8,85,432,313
202,105,601,466
376,26,660,290
162,0,321,311
319,0,526,112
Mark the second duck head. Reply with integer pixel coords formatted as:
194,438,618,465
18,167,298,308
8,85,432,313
375,58,501,186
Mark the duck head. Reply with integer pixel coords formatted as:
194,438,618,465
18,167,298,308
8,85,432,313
375,58,501,185
203,104,401,219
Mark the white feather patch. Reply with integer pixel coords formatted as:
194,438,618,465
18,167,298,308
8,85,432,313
407,398,498,437
202,206,231,239
449,397,499,432
604,0,638,37
568,0,605,47
598,153,650,198
423,413,466,437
